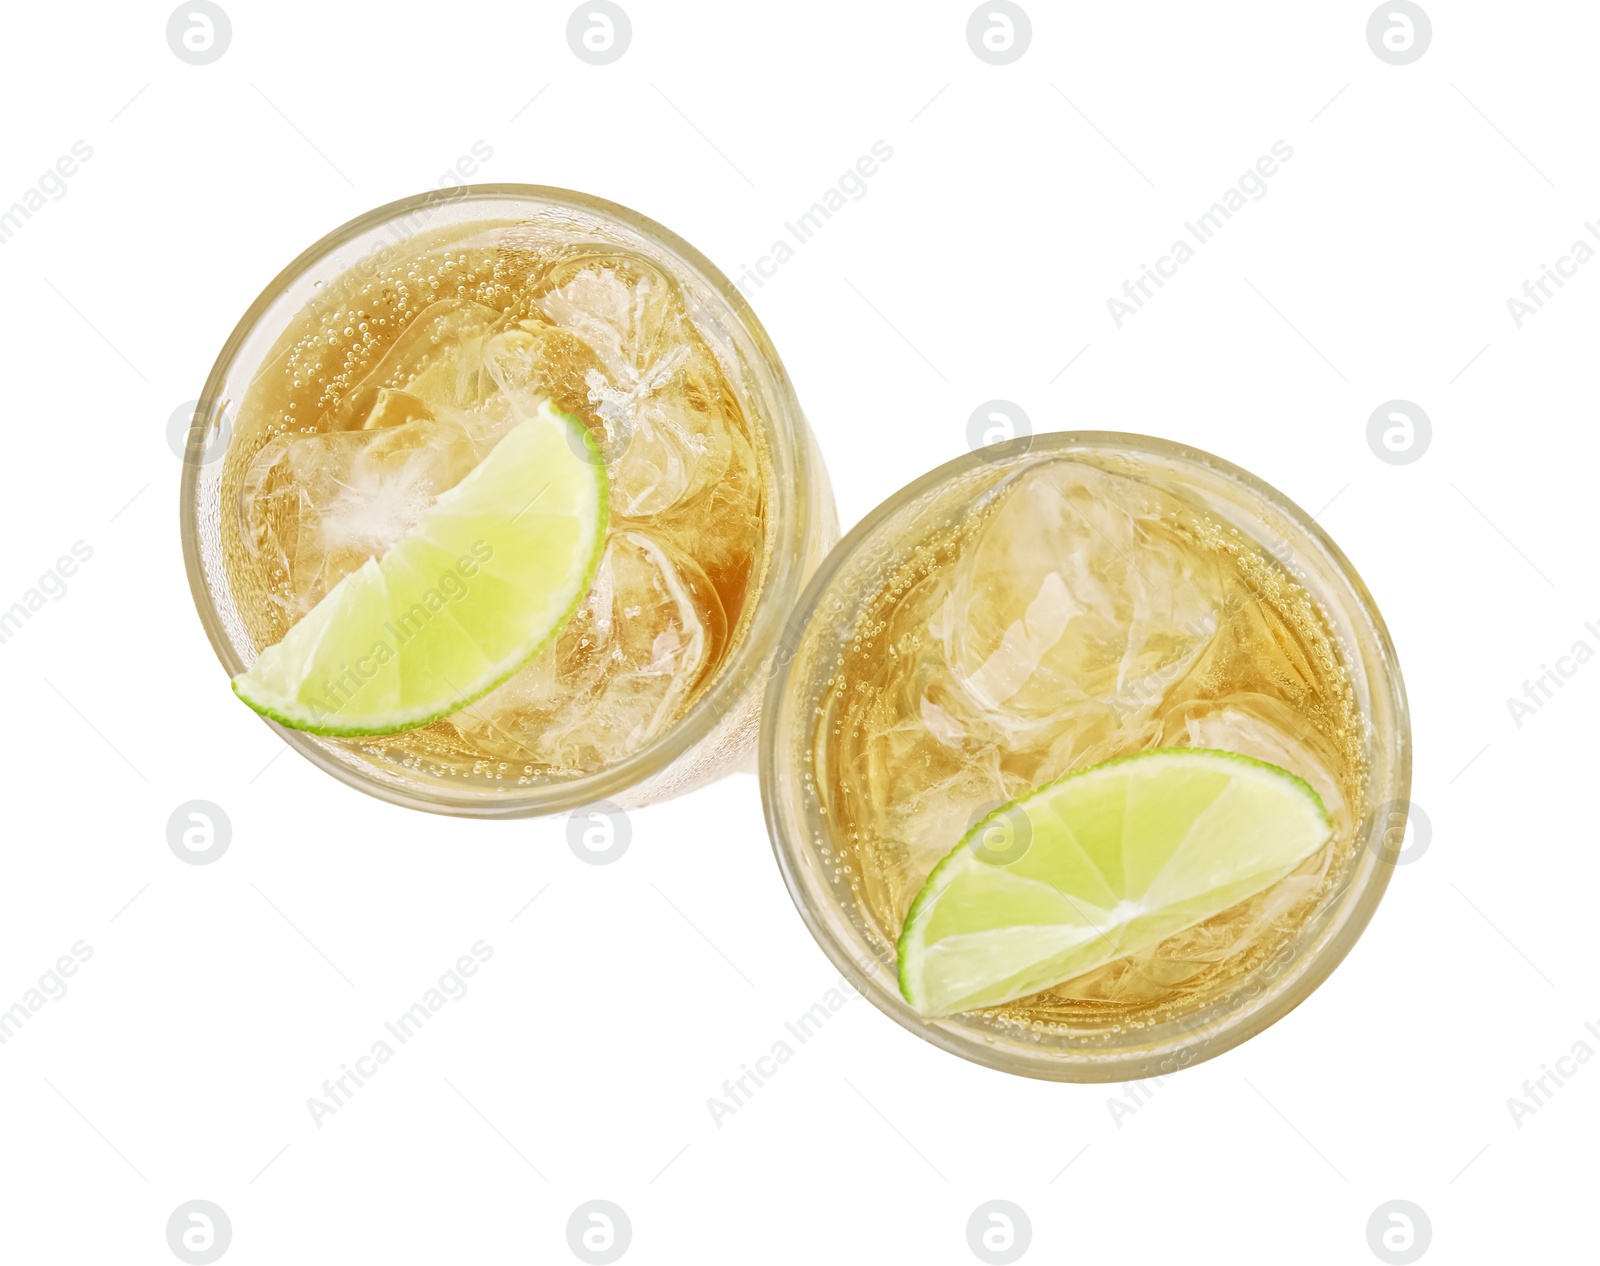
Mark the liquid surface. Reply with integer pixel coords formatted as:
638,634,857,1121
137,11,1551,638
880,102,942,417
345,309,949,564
816,456,1368,1030
220,218,767,784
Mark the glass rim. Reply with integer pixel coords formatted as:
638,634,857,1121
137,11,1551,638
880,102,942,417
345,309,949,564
759,430,1412,1082
180,183,821,817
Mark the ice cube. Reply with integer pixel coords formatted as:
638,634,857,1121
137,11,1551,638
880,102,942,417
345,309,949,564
326,298,505,428
241,299,524,616
535,251,697,383
930,460,1227,739
447,530,728,771
1161,695,1347,828
531,252,741,518
240,401,514,617
483,319,607,426
350,387,433,431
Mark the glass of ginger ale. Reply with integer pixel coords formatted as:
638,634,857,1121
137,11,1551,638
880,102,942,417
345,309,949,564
182,186,835,815
761,433,1409,1080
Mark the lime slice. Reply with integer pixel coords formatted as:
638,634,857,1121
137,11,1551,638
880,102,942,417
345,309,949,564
897,749,1332,1017
233,401,608,736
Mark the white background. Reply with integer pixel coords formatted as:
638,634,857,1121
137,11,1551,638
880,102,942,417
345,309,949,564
0,1,1593,1262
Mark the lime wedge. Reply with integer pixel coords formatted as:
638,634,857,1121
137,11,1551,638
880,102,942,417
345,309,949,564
233,401,608,736
897,749,1332,1017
